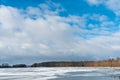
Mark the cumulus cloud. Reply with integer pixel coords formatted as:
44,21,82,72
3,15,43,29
0,1,120,63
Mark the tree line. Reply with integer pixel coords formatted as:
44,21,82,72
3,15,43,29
31,58,120,67
1,58,120,68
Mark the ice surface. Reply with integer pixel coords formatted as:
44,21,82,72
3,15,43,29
0,67,119,80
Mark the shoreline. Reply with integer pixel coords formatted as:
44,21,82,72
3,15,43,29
0,66,120,69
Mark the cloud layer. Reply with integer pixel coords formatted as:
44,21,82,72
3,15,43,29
0,1,120,63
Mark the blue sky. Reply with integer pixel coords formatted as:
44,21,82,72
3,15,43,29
0,0,120,64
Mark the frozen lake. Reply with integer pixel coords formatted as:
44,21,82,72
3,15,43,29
0,67,120,80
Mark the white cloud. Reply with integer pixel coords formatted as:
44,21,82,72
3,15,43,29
0,2,120,63
112,46,120,50
106,0,120,16
86,0,120,16
21,43,32,49
39,43,49,50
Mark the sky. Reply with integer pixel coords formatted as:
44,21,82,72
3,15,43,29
0,0,120,64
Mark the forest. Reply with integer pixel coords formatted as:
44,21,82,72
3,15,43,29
1,58,120,68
